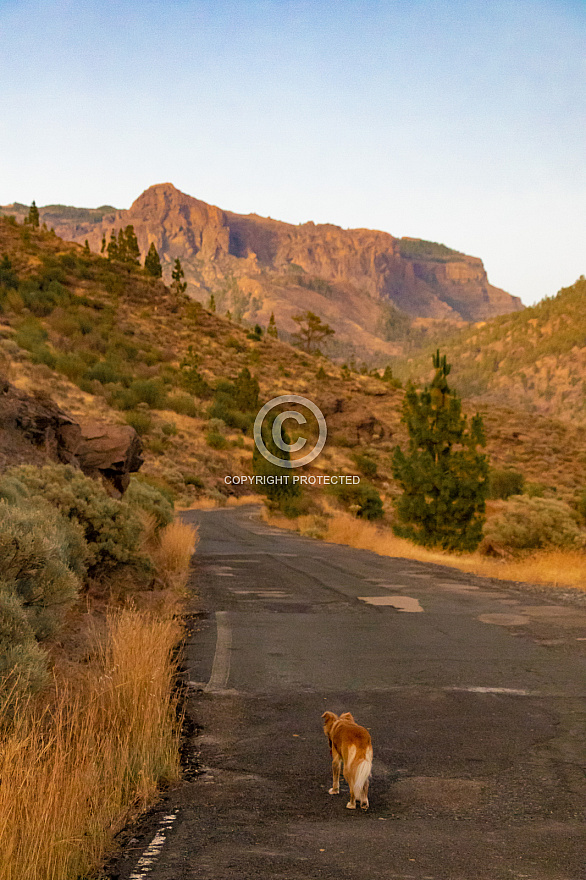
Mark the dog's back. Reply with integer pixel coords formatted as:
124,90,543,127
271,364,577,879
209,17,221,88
322,711,373,810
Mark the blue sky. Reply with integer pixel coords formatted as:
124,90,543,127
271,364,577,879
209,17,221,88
1,0,584,305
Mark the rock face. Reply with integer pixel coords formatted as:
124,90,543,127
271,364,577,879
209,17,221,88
2,185,522,357
0,378,143,494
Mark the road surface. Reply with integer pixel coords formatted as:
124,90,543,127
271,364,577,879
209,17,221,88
114,506,586,880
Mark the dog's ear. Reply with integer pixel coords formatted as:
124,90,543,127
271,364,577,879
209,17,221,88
321,711,337,731
340,711,355,722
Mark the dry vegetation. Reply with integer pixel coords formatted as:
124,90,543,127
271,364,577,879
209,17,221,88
265,508,586,593
0,607,182,880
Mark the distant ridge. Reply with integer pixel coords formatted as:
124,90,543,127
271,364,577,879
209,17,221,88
1,184,523,361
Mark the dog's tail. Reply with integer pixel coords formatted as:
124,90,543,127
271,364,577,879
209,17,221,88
353,748,373,800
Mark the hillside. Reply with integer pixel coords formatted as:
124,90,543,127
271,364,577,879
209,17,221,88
394,277,586,425
1,185,522,364
0,216,583,509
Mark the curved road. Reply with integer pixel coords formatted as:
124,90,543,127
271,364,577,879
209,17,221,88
117,506,586,880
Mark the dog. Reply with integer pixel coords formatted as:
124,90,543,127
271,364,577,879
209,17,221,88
322,711,373,810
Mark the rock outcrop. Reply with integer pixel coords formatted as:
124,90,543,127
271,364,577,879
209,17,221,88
76,422,144,495
0,378,143,494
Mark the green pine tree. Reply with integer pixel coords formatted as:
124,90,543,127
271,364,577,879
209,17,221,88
124,225,140,265
171,258,187,295
100,234,106,254
107,230,119,260
27,201,40,228
144,242,163,277
83,239,90,255
391,350,489,552
267,312,278,338
117,228,127,261
234,367,260,412
252,410,302,510
208,293,216,312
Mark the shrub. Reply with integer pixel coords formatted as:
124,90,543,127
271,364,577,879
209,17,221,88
85,359,127,386
4,465,148,575
125,478,174,532
183,474,204,489
206,431,228,450
125,409,152,436
329,481,384,520
483,496,584,552
488,468,525,500
130,378,167,409
166,393,198,417
352,452,378,479
0,501,88,704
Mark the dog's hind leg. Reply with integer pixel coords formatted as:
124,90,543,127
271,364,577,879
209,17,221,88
346,786,357,810
329,750,341,795
345,766,357,809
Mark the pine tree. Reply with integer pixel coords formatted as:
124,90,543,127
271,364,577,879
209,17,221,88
83,239,90,255
252,409,302,509
117,228,127,261
144,242,163,277
107,230,119,260
171,258,187,295
291,310,334,352
100,234,106,254
208,293,216,312
234,367,260,412
27,201,40,228
391,350,489,552
124,225,140,265
267,312,278,338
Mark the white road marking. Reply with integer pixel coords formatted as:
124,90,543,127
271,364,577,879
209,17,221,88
205,611,232,692
359,596,424,612
445,686,531,696
128,811,178,879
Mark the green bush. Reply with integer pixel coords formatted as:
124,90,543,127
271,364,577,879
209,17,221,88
0,501,85,640
488,468,525,500
183,474,204,489
329,481,384,520
483,496,584,552
125,477,174,531
166,393,198,417
0,498,89,706
125,409,152,436
352,452,378,479
4,465,148,575
206,431,228,450
129,378,167,409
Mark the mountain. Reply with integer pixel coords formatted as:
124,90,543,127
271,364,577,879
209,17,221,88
1,185,522,362
394,277,586,424
0,216,581,505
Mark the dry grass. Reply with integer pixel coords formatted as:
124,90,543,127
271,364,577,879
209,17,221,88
265,509,586,592
152,519,200,592
183,493,262,510
0,607,182,880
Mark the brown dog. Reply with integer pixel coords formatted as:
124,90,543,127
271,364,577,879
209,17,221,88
322,711,373,810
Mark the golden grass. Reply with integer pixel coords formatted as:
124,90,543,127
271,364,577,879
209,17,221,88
266,510,586,592
153,519,200,592
183,493,262,510
0,607,182,880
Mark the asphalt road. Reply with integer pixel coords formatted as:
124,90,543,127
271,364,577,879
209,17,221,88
115,506,586,880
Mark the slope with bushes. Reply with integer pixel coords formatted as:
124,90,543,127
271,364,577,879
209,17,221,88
395,277,586,424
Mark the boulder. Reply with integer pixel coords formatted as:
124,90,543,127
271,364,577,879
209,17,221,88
77,422,144,496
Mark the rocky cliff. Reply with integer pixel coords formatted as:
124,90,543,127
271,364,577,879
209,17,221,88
2,184,522,359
